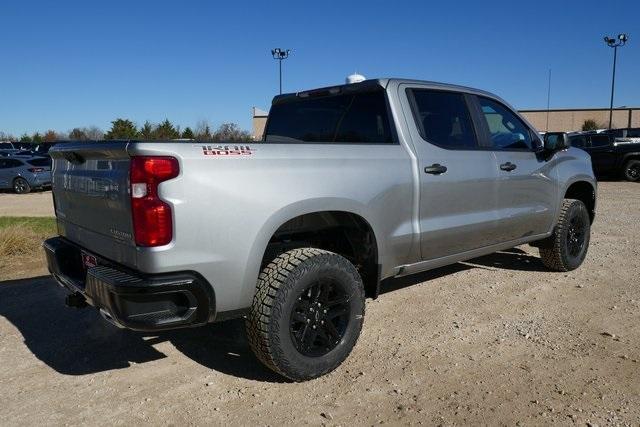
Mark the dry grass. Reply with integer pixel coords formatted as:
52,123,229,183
0,225,44,257
0,217,57,273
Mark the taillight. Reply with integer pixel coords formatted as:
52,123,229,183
28,167,45,173
130,156,179,247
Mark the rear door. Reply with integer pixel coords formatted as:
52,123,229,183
472,95,557,241
587,134,616,175
399,86,500,260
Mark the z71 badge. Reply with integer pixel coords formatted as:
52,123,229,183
202,145,254,156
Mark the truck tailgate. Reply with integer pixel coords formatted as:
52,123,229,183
49,142,136,260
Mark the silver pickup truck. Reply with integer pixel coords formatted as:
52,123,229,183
44,78,596,381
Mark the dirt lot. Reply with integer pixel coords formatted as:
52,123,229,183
0,191,54,217
0,181,638,426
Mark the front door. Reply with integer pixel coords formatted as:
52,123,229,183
399,86,500,261
473,95,557,241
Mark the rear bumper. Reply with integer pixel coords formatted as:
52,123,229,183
43,237,215,331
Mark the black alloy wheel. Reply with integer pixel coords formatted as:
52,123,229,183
289,279,351,357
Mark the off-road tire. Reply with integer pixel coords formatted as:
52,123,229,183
13,177,31,194
622,159,640,182
539,199,590,272
246,248,365,381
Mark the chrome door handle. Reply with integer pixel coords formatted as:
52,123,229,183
500,162,517,172
424,164,447,175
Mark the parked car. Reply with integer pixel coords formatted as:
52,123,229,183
0,156,52,193
0,141,20,157
568,131,640,181
43,78,596,381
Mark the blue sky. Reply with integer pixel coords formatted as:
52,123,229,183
1,0,638,136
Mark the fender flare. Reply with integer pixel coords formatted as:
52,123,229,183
239,198,383,305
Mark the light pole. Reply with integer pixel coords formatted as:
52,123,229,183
271,48,291,95
603,34,628,129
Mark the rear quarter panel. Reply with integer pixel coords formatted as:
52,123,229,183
128,142,414,312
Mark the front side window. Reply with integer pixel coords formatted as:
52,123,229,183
408,89,478,149
478,97,532,150
264,90,393,143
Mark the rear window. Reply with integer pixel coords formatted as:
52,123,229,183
26,158,51,167
264,90,394,143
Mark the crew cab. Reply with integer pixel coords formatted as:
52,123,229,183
569,131,640,181
44,78,596,381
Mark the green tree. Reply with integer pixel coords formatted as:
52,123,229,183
181,127,195,139
154,119,179,140
32,132,43,143
139,121,154,140
20,134,32,142
105,119,139,140
212,122,252,142
69,128,88,140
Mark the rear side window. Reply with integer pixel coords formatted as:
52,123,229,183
590,135,610,147
264,90,394,143
26,158,51,167
478,97,532,150
0,142,13,149
407,89,478,149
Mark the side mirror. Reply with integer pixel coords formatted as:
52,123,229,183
543,132,569,152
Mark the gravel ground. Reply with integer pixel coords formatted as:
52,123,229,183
0,191,54,217
0,181,638,426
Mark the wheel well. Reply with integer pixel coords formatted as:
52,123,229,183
262,211,380,298
623,155,640,165
565,181,595,223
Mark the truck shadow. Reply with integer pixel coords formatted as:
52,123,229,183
0,248,547,382
0,275,282,382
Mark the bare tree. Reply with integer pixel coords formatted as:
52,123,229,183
85,126,104,140
212,123,252,142
0,131,16,141
195,119,212,140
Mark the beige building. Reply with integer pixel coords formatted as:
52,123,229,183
251,106,639,140
520,107,640,133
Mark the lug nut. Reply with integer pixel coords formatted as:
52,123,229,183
312,325,316,329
